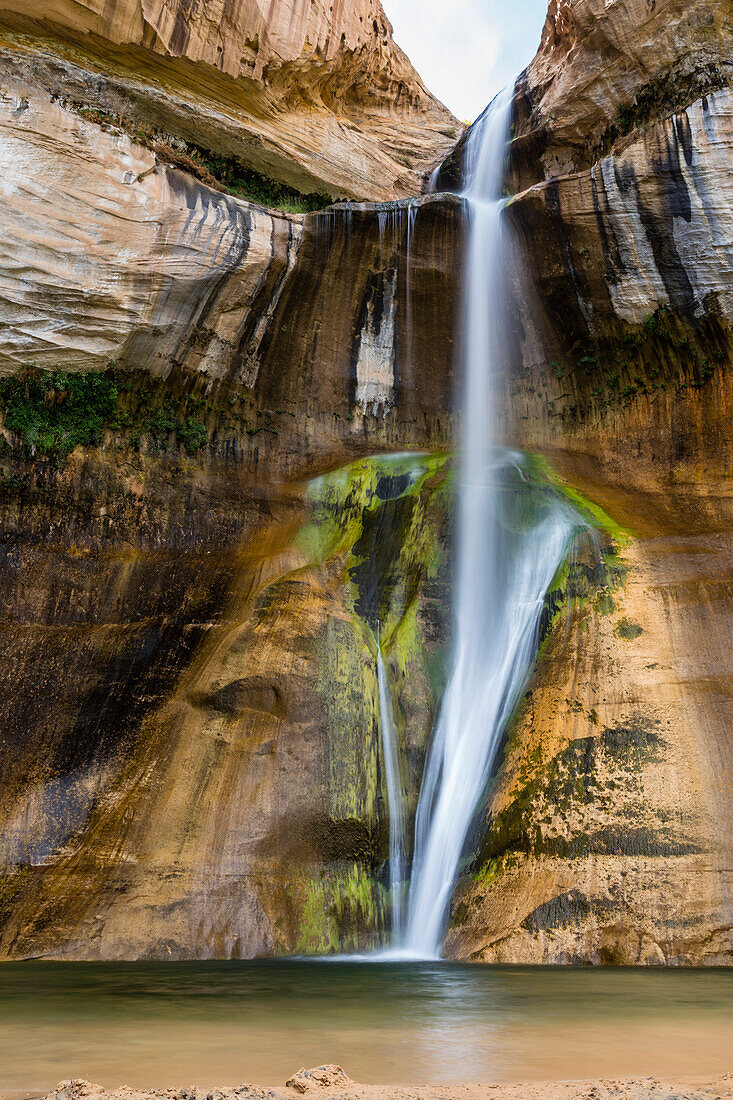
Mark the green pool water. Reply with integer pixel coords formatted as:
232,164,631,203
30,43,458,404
0,961,731,1093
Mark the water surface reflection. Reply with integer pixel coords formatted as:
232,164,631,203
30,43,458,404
0,961,731,1092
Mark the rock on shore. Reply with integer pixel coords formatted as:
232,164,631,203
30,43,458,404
40,1073,733,1100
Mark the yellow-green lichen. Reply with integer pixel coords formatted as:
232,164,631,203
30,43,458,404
292,450,454,952
294,864,388,955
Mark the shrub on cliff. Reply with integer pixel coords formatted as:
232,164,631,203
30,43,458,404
0,367,118,458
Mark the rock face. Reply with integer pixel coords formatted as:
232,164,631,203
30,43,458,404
0,21,468,957
506,87,733,492
0,442,453,958
442,1,733,966
0,70,463,456
513,0,732,185
445,525,733,965
0,0,458,201
1,0,732,965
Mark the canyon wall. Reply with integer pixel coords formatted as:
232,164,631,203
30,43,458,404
0,70,462,456
0,52,462,956
0,0,732,963
512,0,732,185
0,0,458,202
443,0,733,964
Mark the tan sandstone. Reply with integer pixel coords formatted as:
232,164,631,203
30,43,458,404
0,0,458,200
514,0,732,182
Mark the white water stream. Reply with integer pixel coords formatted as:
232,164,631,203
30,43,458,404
363,89,580,959
395,89,579,957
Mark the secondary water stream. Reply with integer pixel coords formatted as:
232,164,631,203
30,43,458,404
376,642,407,940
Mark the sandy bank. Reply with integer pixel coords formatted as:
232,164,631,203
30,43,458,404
22,1071,733,1100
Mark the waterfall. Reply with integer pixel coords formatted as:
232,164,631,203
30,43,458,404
376,642,406,940
401,88,579,958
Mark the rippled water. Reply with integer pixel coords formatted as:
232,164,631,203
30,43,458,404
1,962,732,1093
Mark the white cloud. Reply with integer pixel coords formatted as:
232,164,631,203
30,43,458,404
384,0,548,120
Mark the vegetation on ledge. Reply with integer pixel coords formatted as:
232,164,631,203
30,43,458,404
68,102,332,214
0,367,211,463
0,368,118,459
593,63,730,161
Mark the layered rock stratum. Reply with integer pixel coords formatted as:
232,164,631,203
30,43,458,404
513,0,733,183
0,0,458,201
0,0,732,965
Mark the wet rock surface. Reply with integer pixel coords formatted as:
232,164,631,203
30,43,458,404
506,88,733,498
445,529,733,965
0,451,451,959
0,0,732,965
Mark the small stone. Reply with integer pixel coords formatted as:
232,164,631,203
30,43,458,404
285,1065,353,1092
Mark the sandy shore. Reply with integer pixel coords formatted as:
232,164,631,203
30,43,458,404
11,1071,730,1100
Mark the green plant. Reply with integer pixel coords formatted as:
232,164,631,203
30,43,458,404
642,305,673,340
0,367,118,459
177,417,209,455
0,366,214,460
182,147,331,213
143,405,177,450
615,617,643,640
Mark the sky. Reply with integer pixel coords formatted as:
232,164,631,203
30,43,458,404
383,0,549,121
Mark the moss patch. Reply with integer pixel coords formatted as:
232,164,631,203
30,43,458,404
532,455,632,547
473,716,701,872
294,864,386,956
615,616,644,640
298,451,451,650
520,889,616,933
280,451,454,952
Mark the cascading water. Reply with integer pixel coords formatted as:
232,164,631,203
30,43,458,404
376,641,407,940
401,89,579,958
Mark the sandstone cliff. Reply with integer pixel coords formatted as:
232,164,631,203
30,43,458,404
513,0,732,184
0,0,458,203
0,56,465,955
0,0,732,965
442,0,733,965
